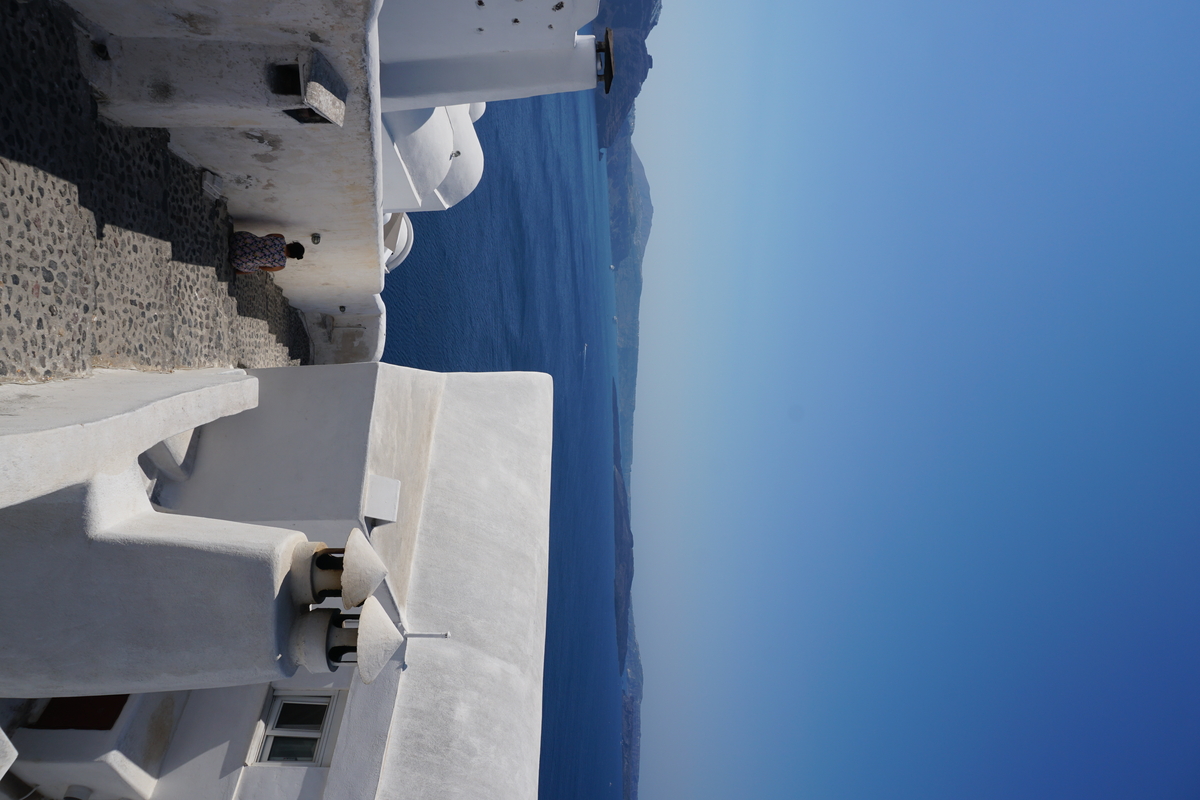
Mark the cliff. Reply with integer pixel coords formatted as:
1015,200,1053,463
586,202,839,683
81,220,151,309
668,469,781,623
596,2,658,798
621,615,644,800
609,129,653,484
594,0,661,149
612,383,642,800
614,386,636,673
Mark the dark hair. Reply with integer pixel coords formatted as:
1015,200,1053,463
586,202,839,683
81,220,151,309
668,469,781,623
285,241,305,260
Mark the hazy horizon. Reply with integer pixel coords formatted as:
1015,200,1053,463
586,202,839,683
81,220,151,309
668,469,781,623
630,1,1200,797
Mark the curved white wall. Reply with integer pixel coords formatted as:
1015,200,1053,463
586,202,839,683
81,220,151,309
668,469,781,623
383,212,413,271
382,107,455,212
376,0,601,111
378,37,599,112
377,0,598,63
380,104,484,213
430,104,484,210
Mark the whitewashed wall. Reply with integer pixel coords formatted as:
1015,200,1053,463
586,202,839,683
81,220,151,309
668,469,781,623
377,0,601,111
374,370,553,800
66,0,388,361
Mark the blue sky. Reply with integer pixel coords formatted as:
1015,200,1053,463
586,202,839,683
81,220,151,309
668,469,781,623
629,1,1200,797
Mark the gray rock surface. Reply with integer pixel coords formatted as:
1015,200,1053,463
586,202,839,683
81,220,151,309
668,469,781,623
0,0,310,383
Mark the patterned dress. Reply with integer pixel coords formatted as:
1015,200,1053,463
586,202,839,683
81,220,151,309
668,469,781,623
230,231,286,273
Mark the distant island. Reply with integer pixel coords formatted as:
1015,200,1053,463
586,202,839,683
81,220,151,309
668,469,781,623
594,0,659,797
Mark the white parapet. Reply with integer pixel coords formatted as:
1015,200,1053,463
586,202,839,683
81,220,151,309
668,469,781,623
11,692,188,800
0,363,554,800
0,465,324,697
149,363,554,800
365,369,554,800
0,370,360,699
0,368,256,509
376,0,602,110
378,41,602,111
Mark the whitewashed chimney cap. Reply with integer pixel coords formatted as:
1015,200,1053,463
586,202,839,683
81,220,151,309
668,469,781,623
342,527,389,610
356,595,404,684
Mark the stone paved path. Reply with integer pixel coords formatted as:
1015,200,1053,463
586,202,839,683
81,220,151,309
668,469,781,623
0,0,310,383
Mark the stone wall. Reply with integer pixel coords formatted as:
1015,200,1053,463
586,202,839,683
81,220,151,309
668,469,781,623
0,0,310,382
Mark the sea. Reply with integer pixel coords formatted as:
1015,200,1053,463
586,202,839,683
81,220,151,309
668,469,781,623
380,91,625,800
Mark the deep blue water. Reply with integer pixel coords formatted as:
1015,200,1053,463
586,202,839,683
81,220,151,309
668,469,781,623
381,92,624,800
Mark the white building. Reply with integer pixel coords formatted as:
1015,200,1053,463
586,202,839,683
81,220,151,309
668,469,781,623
0,363,553,800
0,3,615,796
62,0,609,364
377,0,608,111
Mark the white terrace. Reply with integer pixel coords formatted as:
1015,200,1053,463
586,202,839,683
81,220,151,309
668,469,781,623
0,363,553,800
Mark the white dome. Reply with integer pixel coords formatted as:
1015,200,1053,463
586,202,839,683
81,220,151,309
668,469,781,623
382,212,414,271
382,107,454,210
431,104,485,210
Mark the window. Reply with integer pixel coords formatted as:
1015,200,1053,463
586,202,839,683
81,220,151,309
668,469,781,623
258,694,336,764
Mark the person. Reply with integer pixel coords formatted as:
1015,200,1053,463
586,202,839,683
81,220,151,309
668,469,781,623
230,231,305,274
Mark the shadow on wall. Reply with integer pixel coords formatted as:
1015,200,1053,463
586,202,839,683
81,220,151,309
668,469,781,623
0,0,224,269
0,0,309,365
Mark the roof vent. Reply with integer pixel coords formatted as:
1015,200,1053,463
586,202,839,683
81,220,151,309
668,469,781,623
342,528,388,609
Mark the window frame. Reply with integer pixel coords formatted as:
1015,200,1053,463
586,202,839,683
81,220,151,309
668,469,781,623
251,690,345,768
